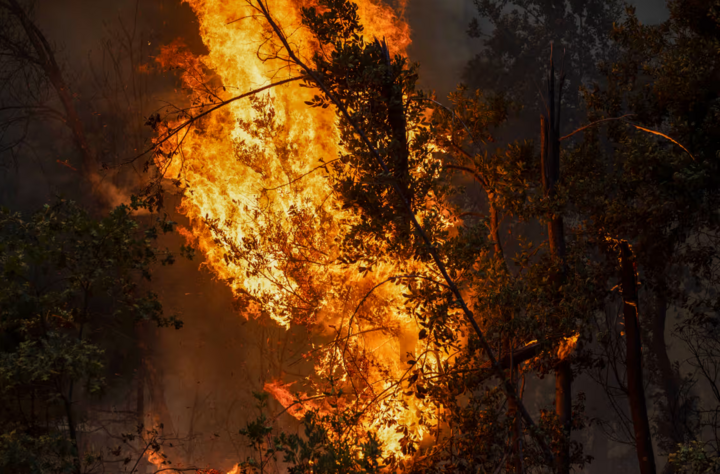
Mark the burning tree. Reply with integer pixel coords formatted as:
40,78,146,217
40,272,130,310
0,0,707,472
148,0,591,470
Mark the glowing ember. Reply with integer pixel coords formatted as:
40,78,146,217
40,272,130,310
557,333,579,360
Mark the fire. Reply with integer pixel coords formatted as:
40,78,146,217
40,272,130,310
557,333,579,360
154,0,436,462
147,449,167,471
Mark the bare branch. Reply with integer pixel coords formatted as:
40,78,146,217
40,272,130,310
630,124,697,161
559,114,635,141
262,157,342,192
445,164,488,188
560,114,696,161
131,75,304,163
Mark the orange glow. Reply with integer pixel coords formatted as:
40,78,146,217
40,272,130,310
147,450,166,471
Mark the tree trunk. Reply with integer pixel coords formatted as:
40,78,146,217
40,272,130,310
62,392,81,474
136,332,149,474
146,360,177,436
620,241,657,474
377,39,409,190
377,38,411,236
508,364,524,473
540,49,571,474
503,335,523,473
554,360,572,470
492,202,523,472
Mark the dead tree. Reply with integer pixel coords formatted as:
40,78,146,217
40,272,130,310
539,46,571,474
620,241,657,474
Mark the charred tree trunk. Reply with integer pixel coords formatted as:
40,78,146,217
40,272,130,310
146,359,177,437
376,38,411,232
377,39,409,190
136,372,149,473
540,49,571,474
61,392,81,474
136,333,150,474
620,241,657,474
554,360,571,471
503,335,523,473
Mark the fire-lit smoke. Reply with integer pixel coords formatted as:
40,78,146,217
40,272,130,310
153,0,443,460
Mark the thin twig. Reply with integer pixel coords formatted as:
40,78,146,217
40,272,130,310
445,164,487,188
560,113,696,161
492,450,510,474
411,96,478,143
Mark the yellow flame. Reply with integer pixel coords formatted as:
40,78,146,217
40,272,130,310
153,0,446,461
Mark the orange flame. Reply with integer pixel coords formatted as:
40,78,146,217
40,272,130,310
154,0,439,460
264,379,315,418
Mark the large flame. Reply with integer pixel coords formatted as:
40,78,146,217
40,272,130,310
154,0,440,462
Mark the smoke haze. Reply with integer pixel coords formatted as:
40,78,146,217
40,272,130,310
406,0,669,98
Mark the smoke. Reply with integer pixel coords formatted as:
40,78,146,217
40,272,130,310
35,0,207,66
145,222,312,470
0,0,206,209
631,0,670,24
404,0,669,99
404,0,481,98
